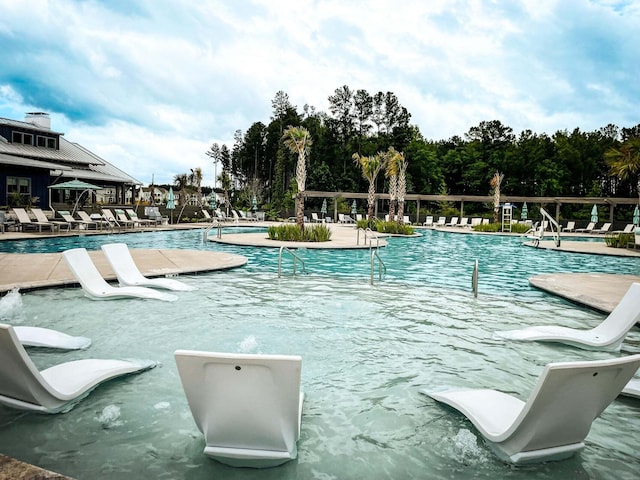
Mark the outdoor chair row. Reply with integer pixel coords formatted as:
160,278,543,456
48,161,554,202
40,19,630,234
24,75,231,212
424,216,489,227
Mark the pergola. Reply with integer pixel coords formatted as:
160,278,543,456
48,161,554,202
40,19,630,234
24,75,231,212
302,190,639,224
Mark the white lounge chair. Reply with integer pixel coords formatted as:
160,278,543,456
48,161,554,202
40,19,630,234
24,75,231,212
77,210,107,230
562,221,575,232
14,326,91,350
311,212,322,223
175,350,304,468
0,323,156,413
423,216,433,226
621,378,640,399
421,354,640,464
495,283,640,351
576,222,595,233
455,217,469,228
62,248,178,301
402,215,412,225
31,208,71,232
593,222,611,234
444,216,458,227
12,208,55,233
435,216,446,227
126,209,156,228
101,243,196,291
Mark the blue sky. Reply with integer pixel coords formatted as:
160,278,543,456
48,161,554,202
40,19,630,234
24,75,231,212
1,0,638,186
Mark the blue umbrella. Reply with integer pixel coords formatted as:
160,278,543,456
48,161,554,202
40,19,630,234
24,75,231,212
590,205,598,223
351,200,357,215
521,202,528,221
167,187,175,223
252,195,258,212
321,199,327,216
209,193,216,210
633,205,639,226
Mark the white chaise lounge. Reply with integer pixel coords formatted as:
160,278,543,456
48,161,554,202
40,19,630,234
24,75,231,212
0,323,156,413
495,282,640,351
62,248,178,301
175,350,304,468
14,326,91,350
101,243,196,291
421,354,640,464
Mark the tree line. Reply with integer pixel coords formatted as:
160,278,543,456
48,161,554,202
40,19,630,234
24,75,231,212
204,86,640,218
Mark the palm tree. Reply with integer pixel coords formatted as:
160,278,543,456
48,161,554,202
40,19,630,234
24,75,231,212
173,173,189,207
395,152,408,223
190,167,203,206
490,172,504,223
606,137,640,200
282,126,312,231
353,152,386,220
384,148,399,221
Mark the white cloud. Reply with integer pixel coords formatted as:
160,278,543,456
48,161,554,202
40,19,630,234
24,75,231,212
0,0,639,186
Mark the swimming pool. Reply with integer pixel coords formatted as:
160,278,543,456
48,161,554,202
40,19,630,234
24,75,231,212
0,229,639,479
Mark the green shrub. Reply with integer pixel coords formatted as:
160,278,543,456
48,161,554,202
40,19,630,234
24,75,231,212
472,223,530,234
374,220,414,235
267,224,332,242
605,232,634,248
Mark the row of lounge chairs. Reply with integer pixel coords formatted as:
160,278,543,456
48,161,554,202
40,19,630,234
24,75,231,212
202,208,259,223
424,216,490,227
5,207,164,233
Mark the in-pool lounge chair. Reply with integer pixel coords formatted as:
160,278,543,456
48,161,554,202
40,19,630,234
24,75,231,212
420,354,640,464
175,350,304,468
62,248,178,301
621,378,640,399
0,323,156,413
495,283,640,351
101,243,196,291
14,326,91,350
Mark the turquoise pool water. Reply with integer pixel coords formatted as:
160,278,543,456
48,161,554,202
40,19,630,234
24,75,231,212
0,228,639,479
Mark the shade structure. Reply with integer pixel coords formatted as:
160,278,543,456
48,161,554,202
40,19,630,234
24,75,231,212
209,194,216,210
590,205,598,223
167,187,175,223
351,200,357,215
634,205,639,226
321,199,327,215
252,195,258,212
521,202,528,220
48,179,101,190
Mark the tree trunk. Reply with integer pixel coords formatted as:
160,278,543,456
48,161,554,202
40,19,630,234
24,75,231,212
367,183,376,220
296,193,305,233
397,200,405,224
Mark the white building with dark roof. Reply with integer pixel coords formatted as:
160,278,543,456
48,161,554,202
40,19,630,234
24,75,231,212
0,113,140,208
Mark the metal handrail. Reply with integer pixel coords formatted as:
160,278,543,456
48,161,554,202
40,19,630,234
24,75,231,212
202,221,221,243
472,259,479,297
357,227,380,248
524,207,561,248
370,249,386,285
278,246,306,277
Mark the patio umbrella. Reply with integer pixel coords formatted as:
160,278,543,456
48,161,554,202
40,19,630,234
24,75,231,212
351,200,357,215
590,205,598,223
521,202,528,221
252,195,258,212
47,179,101,190
167,187,175,224
321,199,327,217
209,193,216,210
633,205,639,226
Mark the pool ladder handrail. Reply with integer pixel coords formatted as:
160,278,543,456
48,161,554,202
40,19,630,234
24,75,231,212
278,246,306,277
522,207,561,248
202,221,222,243
357,227,380,248
370,248,386,285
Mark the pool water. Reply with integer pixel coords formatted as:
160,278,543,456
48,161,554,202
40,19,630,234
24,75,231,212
0,228,639,479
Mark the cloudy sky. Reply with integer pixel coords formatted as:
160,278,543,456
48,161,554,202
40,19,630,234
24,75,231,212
1,0,638,186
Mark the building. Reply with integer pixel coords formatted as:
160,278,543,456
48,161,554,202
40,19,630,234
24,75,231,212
0,112,140,208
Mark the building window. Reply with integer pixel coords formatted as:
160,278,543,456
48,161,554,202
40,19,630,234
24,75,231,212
36,135,57,149
11,131,34,145
7,176,31,205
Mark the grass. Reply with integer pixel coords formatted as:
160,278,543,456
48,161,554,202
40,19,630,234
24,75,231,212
355,219,415,235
